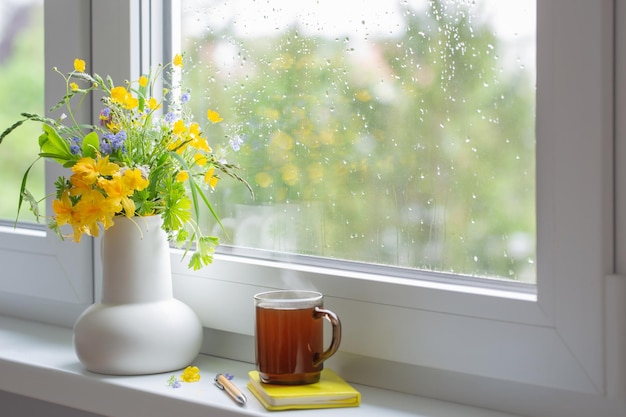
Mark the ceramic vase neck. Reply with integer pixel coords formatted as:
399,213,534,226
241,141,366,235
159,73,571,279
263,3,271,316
101,215,173,304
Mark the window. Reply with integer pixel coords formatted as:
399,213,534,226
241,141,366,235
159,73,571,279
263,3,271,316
178,0,537,282
1,1,621,416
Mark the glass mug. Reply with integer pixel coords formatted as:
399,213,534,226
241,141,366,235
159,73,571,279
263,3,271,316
254,290,342,385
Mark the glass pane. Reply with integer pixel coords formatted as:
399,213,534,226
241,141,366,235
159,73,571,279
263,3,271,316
179,0,536,281
0,0,45,223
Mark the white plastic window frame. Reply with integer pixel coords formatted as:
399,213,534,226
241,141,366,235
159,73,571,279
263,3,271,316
1,0,623,410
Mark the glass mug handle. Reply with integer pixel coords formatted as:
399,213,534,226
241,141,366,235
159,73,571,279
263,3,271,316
312,307,342,367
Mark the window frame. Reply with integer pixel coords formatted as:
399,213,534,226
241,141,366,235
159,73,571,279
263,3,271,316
1,1,624,415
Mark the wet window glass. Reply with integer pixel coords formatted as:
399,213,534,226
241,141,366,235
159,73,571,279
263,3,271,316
179,0,536,281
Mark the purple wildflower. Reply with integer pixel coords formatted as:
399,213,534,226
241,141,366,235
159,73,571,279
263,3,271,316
165,112,177,123
69,137,81,155
100,131,127,154
99,108,111,126
167,375,181,388
181,92,191,104
100,140,112,155
111,131,127,152
229,135,244,152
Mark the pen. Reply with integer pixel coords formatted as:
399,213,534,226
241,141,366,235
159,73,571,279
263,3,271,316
215,373,247,406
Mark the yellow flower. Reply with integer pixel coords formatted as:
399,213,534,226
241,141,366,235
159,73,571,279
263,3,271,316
173,119,187,136
111,86,128,103
92,190,121,229
188,122,201,138
111,86,139,110
73,191,115,236
173,53,184,67
74,58,86,72
97,175,135,217
207,109,223,123
193,153,207,166
98,200,118,230
106,122,121,134
70,82,79,91
96,156,121,176
124,96,139,110
167,139,183,153
191,136,211,152
72,157,100,185
204,167,219,189
147,97,161,111
188,123,211,152
69,172,95,196
139,76,148,87
52,191,75,228
176,171,189,183
122,168,149,192
71,156,120,189
180,366,200,382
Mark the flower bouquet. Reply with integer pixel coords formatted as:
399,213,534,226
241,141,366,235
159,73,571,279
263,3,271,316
0,54,251,270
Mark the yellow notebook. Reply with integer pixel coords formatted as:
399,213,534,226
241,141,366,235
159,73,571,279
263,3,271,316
247,369,361,411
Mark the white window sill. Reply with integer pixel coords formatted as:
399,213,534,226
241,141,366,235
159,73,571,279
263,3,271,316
0,315,521,417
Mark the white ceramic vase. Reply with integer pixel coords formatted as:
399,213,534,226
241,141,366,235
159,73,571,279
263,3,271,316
73,215,203,375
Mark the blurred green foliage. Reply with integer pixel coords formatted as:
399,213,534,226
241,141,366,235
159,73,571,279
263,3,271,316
0,1,535,280
183,0,536,280
0,4,45,223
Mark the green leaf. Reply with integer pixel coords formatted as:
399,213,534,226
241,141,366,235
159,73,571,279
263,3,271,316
165,196,192,231
54,177,71,199
188,236,219,270
81,131,100,158
21,189,41,221
161,179,192,232
15,159,41,226
169,152,202,221
188,253,204,271
38,152,74,164
39,124,72,164
47,220,65,241
169,151,227,237
198,235,219,256
191,179,226,232
174,229,189,247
